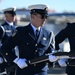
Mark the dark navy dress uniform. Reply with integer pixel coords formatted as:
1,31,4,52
55,23,75,75
0,21,16,73
0,7,17,75
0,23,55,75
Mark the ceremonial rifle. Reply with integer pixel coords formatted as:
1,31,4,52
2,51,75,75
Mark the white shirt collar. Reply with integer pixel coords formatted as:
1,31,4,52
6,21,14,26
30,23,40,33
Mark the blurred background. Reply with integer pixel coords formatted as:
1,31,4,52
0,0,75,75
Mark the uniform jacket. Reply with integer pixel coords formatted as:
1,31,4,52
55,23,75,66
0,21,16,72
0,21,16,44
0,23,55,75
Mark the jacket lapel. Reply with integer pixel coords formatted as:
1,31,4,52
37,28,43,44
26,24,44,42
27,24,35,40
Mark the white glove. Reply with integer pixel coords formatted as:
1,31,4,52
13,58,28,69
58,59,67,67
0,57,3,64
49,54,58,62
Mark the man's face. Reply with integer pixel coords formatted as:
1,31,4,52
4,13,15,22
32,13,47,28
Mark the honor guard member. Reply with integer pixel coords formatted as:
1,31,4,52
55,23,75,75
0,4,57,75
0,7,17,75
0,7,17,42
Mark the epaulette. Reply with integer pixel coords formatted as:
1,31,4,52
67,22,72,25
67,22,75,26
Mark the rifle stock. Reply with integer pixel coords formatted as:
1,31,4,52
28,55,49,64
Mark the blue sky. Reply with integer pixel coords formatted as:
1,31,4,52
0,0,75,12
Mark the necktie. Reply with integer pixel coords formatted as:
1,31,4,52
11,25,14,30
36,29,39,40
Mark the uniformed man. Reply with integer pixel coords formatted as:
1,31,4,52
55,23,75,75
0,7,17,42
0,4,57,75
0,7,17,75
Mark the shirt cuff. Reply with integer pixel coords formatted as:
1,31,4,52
13,57,19,63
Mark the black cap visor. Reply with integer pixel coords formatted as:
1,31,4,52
30,9,48,19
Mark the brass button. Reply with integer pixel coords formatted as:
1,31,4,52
35,50,38,52
35,44,37,46
6,53,8,55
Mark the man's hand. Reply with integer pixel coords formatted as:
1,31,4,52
49,54,58,62
58,59,67,67
13,58,28,69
